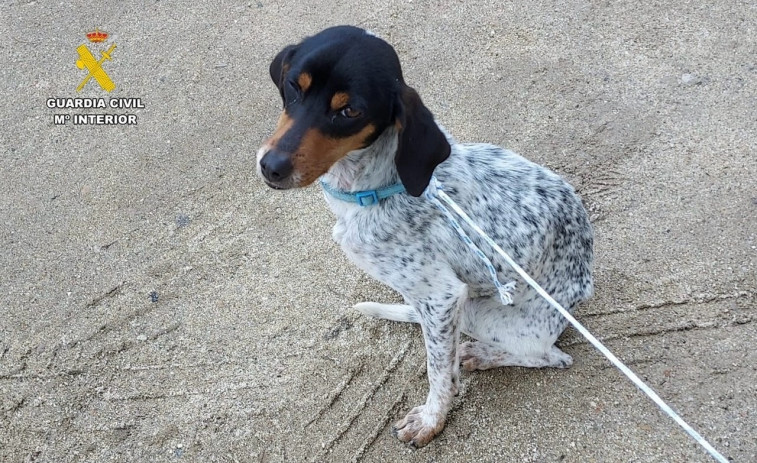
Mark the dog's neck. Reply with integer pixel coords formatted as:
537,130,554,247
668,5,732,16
320,126,401,192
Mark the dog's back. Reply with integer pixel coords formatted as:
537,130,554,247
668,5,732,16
434,142,594,307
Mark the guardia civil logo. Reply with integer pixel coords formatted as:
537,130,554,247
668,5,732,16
46,28,144,126
76,29,117,92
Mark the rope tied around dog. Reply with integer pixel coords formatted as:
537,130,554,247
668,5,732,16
427,184,517,305
424,176,728,463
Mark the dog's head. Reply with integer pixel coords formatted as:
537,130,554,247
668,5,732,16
257,25,450,196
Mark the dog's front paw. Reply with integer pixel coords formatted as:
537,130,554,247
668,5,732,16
392,405,446,448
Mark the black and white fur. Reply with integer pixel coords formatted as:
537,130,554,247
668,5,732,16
257,26,594,447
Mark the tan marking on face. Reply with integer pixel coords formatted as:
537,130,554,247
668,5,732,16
292,124,376,186
264,112,294,147
330,92,350,111
297,72,312,92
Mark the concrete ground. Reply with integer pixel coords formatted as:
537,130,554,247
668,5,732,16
1,0,755,461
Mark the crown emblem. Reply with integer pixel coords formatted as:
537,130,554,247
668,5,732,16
86,28,108,43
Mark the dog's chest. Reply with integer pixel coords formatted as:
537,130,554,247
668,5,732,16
330,206,410,259
329,201,506,295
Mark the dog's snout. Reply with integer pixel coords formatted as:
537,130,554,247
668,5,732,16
260,149,294,183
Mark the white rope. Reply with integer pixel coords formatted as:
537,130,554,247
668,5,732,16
425,177,728,463
428,187,517,305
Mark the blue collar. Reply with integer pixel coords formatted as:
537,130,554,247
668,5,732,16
319,179,406,207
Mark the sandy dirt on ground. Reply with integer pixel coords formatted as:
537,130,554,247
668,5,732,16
1,1,755,462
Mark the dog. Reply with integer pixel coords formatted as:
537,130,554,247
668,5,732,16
257,25,594,447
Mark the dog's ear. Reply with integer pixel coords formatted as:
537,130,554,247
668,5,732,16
269,44,298,101
394,85,451,196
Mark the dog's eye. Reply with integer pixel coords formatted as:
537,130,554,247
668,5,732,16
339,106,362,118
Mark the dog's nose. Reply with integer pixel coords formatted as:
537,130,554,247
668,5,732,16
259,149,294,182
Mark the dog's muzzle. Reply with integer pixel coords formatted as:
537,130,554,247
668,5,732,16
257,146,295,189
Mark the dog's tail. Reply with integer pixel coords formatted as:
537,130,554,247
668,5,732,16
353,302,419,323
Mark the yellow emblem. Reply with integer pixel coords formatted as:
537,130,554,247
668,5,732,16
76,33,116,92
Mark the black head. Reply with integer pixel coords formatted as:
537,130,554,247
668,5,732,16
257,25,450,196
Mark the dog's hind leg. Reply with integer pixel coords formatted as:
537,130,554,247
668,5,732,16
458,294,575,371
459,340,573,371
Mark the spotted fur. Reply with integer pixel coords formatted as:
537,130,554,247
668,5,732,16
257,26,594,448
